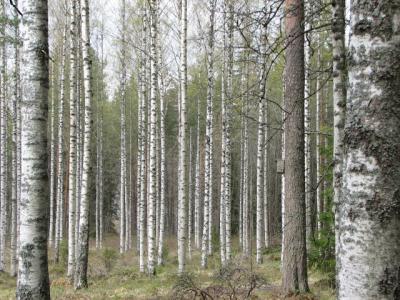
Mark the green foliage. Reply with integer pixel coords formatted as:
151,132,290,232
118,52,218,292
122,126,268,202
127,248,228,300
102,247,118,273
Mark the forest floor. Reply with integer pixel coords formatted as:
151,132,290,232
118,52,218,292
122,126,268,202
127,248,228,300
0,235,335,299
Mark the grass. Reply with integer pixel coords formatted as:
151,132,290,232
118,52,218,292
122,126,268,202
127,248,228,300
0,235,335,299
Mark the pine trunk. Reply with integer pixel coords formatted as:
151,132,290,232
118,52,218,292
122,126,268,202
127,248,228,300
282,0,309,293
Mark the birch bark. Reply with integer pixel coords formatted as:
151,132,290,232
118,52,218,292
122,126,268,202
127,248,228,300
177,0,188,275
74,0,92,288
67,0,78,278
17,0,50,296
338,1,400,298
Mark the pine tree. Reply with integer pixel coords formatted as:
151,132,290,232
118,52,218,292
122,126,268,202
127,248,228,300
282,0,309,293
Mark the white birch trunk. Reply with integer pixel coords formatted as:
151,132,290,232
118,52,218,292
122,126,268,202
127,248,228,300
55,24,68,263
138,8,147,273
338,2,400,299
10,0,21,276
0,0,7,272
49,64,56,249
177,0,188,275
156,13,166,264
74,0,92,288
242,62,250,257
119,0,127,254
256,50,266,265
147,0,158,276
201,0,215,268
315,43,321,233
67,0,78,278
224,2,234,262
187,129,193,259
16,0,50,296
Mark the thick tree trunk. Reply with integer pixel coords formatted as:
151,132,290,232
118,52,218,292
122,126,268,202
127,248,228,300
282,0,309,293
338,1,400,299
16,0,50,297
74,0,92,289
177,0,188,275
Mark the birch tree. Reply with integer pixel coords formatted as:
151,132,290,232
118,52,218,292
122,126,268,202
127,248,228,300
224,0,234,262
16,0,50,296
49,65,56,249
156,30,166,265
331,0,345,282
74,0,92,288
0,0,7,272
55,23,68,263
256,29,267,265
282,0,309,293
138,8,147,273
147,0,158,276
10,0,21,276
67,0,78,278
201,0,216,268
177,0,188,274
338,1,400,298
119,0,127,254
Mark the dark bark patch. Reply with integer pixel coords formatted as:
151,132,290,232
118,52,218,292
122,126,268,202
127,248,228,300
378,266,400,297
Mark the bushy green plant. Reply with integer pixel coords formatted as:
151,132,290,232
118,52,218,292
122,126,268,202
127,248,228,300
102,247,118,273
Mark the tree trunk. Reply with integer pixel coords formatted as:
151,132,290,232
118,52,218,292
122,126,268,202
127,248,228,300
55,23,68,263
223,1,234,262
187,129,193,259
67,0,78,278
331,0,346,290
0,0,7,273
177,0,188,275
10,0,21,276
138,8,147,273
119,0,127,254
74,0,92,288
338,1,400,298
157,20,166,264
201,0,216,268
147,0,158,276
16,0,50,297
256,38,267,265
282,0,309,293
